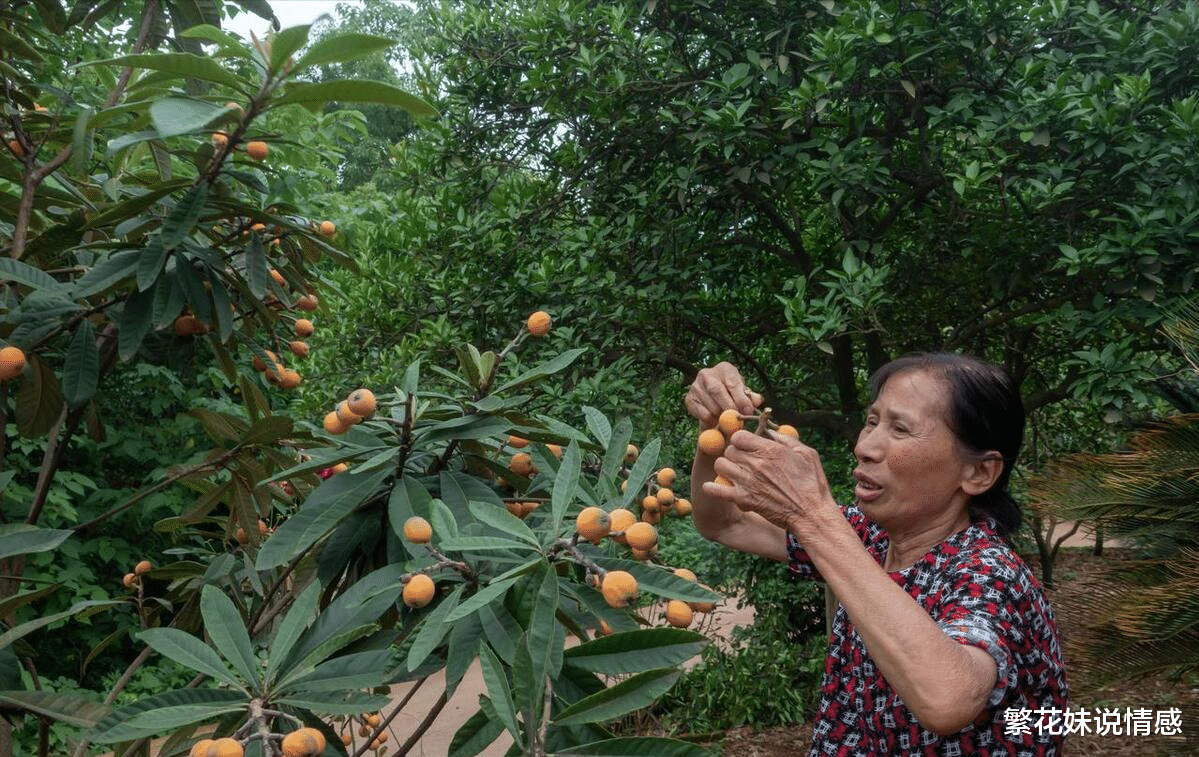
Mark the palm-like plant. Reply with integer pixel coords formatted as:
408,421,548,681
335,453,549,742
1029,308,1199,686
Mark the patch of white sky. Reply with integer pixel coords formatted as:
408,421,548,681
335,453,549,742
221,1,364,42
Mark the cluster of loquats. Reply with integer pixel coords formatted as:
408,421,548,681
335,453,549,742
234,518,270,546
189,725,328,757
498,433,566,518
627,465,693,525
121,559,153,589
241,266,327,390
697,406,799,485
337,710,390,751
322,388,377,435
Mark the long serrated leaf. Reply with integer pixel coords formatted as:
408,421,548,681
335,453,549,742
89,688,246,743
15,355,63,438
494,348,587,394
0,257,61,290
552,668,680,727
583,407,612,449
263,581,321,685
199,585,258,690
62,320,99,410
268,24,310,71
405,584,463,672
590,557,722,604
137,628,244,691
0,524,72,560
618,438,660,509
467,499,539,547
160,184,208,249
255,466,390,570
245,233,268,298
438,536,535,554
0,599,118,650
448,707,505,757
444,577,520,623
136,244,168,292
479,644,520,740
600,418,633,482
445,612,484,694
550,441,582,538
72,249,139,298
274,691,391,716
81,53,243,89
294,32,396,70
274,79,439,119
281,648,393,693
525,564,560,692
150,97,227,138
0,690,110,729
563,629,707,675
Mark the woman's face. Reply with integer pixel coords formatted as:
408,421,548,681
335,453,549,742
852,369,975,533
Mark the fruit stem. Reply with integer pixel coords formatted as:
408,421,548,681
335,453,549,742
755,407,774,435
248,699,279,757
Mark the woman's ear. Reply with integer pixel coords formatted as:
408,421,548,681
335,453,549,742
962,452,1004,496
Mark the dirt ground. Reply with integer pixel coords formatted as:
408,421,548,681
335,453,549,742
714,547,1199,757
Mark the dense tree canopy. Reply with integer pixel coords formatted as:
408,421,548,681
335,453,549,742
332,0,1199,445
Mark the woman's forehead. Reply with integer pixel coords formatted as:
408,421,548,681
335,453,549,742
872,369,952,419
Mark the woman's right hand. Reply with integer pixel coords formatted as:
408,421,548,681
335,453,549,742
684,362,763,427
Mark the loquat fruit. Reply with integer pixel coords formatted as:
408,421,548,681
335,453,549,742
0,346,27,381
598,619,614,636
656,468,676,487
278,369,301,390
246,140,268,160
347,388,377,418
713,474,733,488
323,411,351,435
507,434,529,448
365,713,382,727
8,138,25,157
329,462,349,475
689,585,717,613
520,501,539,517
607,508,636,544
624,444,639,465
665,599,694,628
673,498,693,517
526,310,552,337
623,522,658,552
270,268,287,286
600,570,639,608
547,443,563,459
697,428,725,456
402,573,436,608
288,340,310,358
122,573,137,588
134,560,153,575
505,501,524,517
294,318,315,338
280,727,326,757
717,408,743,435
174,314,206,337
295,294,319,311
402,516,432,544
641,495,660,513
776,423,799,439
208,737,244,757
319,220,336,237
656,488,676,506
509,452,534,477
211,132,228,148
336,400,363,425
574,506,611,544
673,567,698,582
641,510,661,525
188,739,215,757
631,546,654,560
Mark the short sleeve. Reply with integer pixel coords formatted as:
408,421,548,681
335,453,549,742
939,615,1015,707
933,548,1026,707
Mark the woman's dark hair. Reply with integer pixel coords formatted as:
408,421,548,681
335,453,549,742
868,353,1025,536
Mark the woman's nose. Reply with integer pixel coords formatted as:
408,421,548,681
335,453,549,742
854,426,880,462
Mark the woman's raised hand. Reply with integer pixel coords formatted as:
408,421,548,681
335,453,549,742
685,362,763,427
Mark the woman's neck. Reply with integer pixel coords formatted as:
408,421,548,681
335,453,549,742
881,509,972,572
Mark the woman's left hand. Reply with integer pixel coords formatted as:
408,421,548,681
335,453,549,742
703,429,838,535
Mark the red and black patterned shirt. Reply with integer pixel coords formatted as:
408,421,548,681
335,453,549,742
786,504,1068,756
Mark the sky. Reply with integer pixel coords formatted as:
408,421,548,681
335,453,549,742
222,1,364,40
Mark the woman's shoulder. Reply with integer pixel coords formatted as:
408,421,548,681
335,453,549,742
943,520,1045,592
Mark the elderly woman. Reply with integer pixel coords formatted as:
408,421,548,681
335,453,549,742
685,353,1067,756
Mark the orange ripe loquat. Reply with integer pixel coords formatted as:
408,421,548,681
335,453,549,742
526,310,552,337
403,516,432,544
0,346,27,381
600,570,639,608
403,573,436,608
